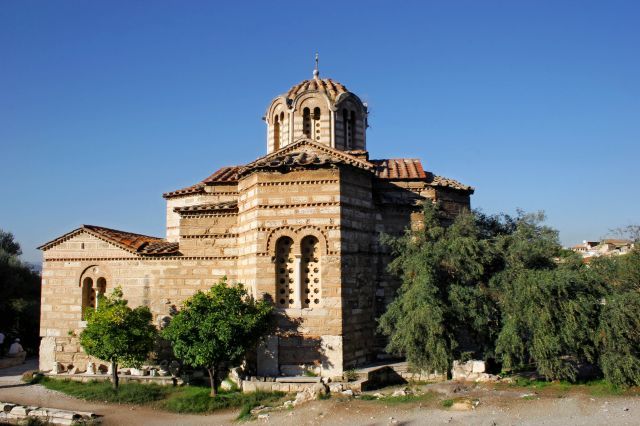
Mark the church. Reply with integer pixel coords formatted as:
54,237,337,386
38,64,473,377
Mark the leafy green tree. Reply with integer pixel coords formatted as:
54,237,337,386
162,279,274,396
491,213,605,381
79,287,157,389
378,203,501,374
597,289,640,386
0,230,40,354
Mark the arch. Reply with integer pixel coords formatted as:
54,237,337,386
274,114,280,151
300,236,321,308
312,107,321,141
275,236,295,308
78,264,111,320
81,277,94,320
265,225,328,256
302,107,311,138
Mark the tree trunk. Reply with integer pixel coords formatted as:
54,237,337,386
111,360,119,390
207,365,219,397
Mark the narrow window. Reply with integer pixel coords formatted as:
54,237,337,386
343,109,350,149
303,107,311,137
81,277,95,320
274,115,280,151
96,277,107,307
300,236,320,308
279,112,286,148
349,111,356,148
312,107,321,141
275,237,295,308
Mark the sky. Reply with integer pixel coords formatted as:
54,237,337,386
1,1,639,264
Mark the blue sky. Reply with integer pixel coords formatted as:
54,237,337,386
1,1,638,263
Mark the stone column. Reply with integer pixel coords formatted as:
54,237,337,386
293,255,302,308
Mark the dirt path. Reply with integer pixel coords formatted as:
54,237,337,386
1,361,638,425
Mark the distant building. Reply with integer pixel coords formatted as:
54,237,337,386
570,239,634,260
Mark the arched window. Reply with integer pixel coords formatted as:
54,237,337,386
343,109,351,148
273,115,280,151
81,276,107,319
96,277,107,307
300,236,321,308
279,112,285,148
303,107,311,137
312,107,321,141
275,237,294,308
81,277,94,320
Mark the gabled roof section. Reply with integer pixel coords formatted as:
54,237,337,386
163,166,241,198
38,225,179,256
429,175,474,193
239,138,374,177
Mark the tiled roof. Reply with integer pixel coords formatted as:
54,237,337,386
163,166,241,198
174,201,238,214
371,159,427,179
429,175,474,192
286,78,349,102
39,225,179,256
240,139,373,176
202,166,240,184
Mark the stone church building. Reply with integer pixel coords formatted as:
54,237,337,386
38,67,473,377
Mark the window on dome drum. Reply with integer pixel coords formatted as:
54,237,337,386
300,236,321,308
274,115,280,151
303,107,311,137
279,112,285,147
312,107,321,141
275,237,295,308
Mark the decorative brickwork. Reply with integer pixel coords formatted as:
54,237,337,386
39,71,473,377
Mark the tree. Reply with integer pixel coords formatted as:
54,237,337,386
597,290,640,386
0,229,40,354
162,279,273,396
0,229,22,256
79,287,157,389
378,203,501,374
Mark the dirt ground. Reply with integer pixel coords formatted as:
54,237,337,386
1,359,638,425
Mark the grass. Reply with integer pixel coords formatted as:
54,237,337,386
441,399,453,408
499,376,639,397
360,391,439,405
41,378,169,404
40,377,287,420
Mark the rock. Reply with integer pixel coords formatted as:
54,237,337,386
221,379,235,391
341,389,354,396
283,400,294,408
86,362,95,375
329,383,343,393
450,398,475,411
472,360,486,373
10,406,31,416
392,389,407,397
52,362,64,375
373,392,384,399
257,413,269,419
250,405,266,414
293,383,327,406
68,366,79,375
474,373,499,382
1,402,16,412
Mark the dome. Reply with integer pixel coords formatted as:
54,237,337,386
285,78,349,102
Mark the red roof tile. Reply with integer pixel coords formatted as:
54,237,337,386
371,159,427,179
163,166,241,198
39,225,179,255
